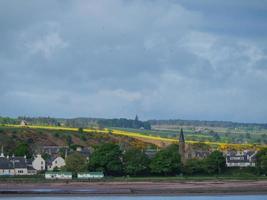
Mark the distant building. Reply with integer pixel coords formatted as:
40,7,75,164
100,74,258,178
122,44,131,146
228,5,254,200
178,129,211,163
20,120,28,126
9,156,28,175
0,157,15,176
226,150,257,167
0,147,37,176
188,150,210,159
47,156,65,171
42,146,68,155
32,154,46,171
76,147,90,160
144,149,158,158
45,172,72,179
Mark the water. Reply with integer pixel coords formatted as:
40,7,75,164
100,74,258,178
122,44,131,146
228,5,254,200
0,196,267,200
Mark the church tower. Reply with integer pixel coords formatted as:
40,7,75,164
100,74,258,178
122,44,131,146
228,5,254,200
179,128,186,164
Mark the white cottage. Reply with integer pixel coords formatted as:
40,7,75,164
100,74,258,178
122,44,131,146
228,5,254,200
47,156,66,171
9,156,28,175
32,154,46,171
226,150,257,167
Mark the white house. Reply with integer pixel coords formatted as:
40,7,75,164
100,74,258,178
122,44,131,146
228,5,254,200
32,154,46,171
47,156,65,171
45,172,72,179
10,156,28,175
226,150,257,167
0,157,15,176
0,147,37,176
20,120,28,126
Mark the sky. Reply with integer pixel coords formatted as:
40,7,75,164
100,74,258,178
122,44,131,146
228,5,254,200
0,0,267,123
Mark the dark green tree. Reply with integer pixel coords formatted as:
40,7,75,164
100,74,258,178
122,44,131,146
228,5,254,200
205,150,225,174
78,127,83,134
256,148,267,174
65,152,87,174
183,159,206,175
149,144,181,175
14,142,31,157
123,148,150,176
89,143,123,175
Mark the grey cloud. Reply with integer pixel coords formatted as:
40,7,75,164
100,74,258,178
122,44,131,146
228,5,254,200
0,0,267,122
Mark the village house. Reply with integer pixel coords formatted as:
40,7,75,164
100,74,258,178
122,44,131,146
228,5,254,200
0,157,15,176
9,156,28,175
226,150,257,167
0,147,37,176
144,149,158,158
47,156,66,171
32,154,46,171
20,120,28,126
76,147,91,160
42,146,68,157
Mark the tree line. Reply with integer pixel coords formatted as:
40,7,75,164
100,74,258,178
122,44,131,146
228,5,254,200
65,143,227,176
0,116,151,130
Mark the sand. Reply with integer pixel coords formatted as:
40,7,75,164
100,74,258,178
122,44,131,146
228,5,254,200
1,180,267,195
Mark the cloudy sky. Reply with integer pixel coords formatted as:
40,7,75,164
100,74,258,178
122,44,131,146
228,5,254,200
1,0,267,122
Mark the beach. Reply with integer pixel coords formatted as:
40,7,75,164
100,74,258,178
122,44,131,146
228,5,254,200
1,181,267,195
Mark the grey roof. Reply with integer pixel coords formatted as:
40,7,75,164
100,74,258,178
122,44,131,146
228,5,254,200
9,157,27,168
0,157,13,169
79,149,90,157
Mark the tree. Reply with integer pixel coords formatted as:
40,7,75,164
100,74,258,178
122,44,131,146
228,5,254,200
65,152,87,174
123,148,150,176
66,135,72,146
256,148,267,174
14,142,31,157
183,159,206,175
149,144,181,175
205,150,225,174
89,143,123,175
78,127,83,134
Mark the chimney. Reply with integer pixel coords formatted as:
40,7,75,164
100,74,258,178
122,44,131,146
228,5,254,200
0,145,4,158
65,148,68,158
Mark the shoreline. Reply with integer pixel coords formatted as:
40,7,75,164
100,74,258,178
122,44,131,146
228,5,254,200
1,180,267,196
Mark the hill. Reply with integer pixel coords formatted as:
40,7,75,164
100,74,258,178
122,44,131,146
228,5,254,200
0,126,152,156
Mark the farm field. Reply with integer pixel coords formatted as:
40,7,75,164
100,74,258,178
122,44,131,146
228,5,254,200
1,124,266,150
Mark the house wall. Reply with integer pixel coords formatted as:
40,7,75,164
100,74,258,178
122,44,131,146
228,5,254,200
48,157,65,170
32,155,46,171
14,168,28,175
0,169,15,176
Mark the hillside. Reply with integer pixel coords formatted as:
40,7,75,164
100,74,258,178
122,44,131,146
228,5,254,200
0,126,152,156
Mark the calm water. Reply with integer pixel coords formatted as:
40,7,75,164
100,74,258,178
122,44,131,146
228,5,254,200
0,196,267,200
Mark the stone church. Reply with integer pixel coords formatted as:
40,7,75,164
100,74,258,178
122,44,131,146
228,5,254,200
178,128,211,164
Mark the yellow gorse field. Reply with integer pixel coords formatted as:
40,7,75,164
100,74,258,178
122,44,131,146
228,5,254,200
2,124,265,150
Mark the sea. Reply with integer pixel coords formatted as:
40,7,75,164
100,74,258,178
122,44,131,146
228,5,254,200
0,196,267,200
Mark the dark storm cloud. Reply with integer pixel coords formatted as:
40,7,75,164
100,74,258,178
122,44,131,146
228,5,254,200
0,0,267,122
